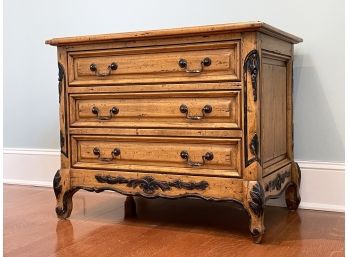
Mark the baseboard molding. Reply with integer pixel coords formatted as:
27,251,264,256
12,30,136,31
3,148,60,187
3,179,52,188
3,148,345,212
297,202,344,212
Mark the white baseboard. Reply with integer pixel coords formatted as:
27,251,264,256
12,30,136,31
3,148,60,187
3,148,345,212
3,179,52,187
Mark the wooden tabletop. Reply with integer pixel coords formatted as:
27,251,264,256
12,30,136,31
46,21,303,46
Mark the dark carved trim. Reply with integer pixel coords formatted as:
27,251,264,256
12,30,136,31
243,50,260,167
53,169,62,198
265,170,291,192
251,228,261,237
54,185,245,216
95,175,208,194
74,185,244,202
249,134,259,160
265,180,292,202
244,50,260,102
250,228,263,243
57,62,68,157
248,182,265,217
55,187,79,217
58,63,64,103
59,130,65,149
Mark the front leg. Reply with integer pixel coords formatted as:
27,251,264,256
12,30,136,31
53,169,79,219
243,181,265,243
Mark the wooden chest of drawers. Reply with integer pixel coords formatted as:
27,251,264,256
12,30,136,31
46,22,302,243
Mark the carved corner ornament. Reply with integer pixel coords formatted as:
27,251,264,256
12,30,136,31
53,169,62,198
265,170,291,192
249,134,259,160
248,182,265,217
58,63,65,103
95,175,209,195
57,62,68,158
243,49,260,167
244,50,260,102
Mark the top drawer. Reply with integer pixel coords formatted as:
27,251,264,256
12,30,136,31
67,41,240,86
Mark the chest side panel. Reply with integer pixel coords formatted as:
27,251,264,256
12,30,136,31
261,58,287,165
259,33,294,177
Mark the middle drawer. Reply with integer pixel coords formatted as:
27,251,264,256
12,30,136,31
71,135,242,177
70,91,241,129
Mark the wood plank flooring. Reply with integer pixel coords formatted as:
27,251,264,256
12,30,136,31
4,184,344,257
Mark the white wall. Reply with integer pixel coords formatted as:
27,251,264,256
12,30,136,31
3,0,345,210
4,0,344,162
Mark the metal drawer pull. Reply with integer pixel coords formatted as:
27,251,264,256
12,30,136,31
91,106,119,120
178,57,211,73
90,62,118,77
180,151,214,167
179,104,212,120
93,147,121,162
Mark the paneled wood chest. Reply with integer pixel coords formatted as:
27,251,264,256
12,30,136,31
46,22,302,243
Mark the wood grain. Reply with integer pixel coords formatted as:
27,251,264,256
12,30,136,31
68,41,240,86
69,127,243,138
4,185,343,257
69,90,241,129
45,21,303,46
260,57,287,168
71,135,242,177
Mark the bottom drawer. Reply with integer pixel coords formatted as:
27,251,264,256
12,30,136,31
71,135,242,177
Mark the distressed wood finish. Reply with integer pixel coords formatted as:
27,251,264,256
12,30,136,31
68,41,240,86
46,22,302,243
70,90,241,129
71,135,242,177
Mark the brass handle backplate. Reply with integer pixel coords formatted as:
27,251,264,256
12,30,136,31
179,104,212,120
93,147,121,162
178,57,211,73
90,62,118,77
91,106,119,120
180,150,214,167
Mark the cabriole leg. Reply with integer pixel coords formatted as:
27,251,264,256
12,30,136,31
244,181,265,243
53,169,79,219
285,162,301,210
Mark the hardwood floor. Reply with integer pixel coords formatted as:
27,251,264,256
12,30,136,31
4,184,344,257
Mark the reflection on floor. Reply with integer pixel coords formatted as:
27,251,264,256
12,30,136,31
4,184,344,257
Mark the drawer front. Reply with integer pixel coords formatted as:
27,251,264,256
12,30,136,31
68,41,240,86
71,136,242,177
70,91,241,129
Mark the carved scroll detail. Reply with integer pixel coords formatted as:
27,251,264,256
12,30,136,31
244,50,260,102
53,169,62,198
249,134,259,160
248,182,265,217
95,175,209,194
57,62,68,157
265,171,291,192
243,50,260,167
58,63,64,103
